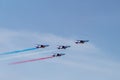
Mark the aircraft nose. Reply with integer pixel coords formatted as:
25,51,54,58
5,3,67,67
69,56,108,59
61,54,65,56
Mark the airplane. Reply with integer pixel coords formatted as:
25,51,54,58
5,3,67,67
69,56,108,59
57,45,70,49
52,53,65,57
35,44,49,48
75,40,89,44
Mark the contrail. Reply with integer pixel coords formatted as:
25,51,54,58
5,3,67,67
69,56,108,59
0,48,38,55
10,56,54,65
0,50,56,61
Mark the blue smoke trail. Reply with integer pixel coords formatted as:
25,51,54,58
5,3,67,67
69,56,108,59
0,48,38,55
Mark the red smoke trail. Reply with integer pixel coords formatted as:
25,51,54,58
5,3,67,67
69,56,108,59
10,56,54,65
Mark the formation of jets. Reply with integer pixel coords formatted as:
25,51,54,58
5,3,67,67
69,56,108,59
36,40,89,56
0,40,89,64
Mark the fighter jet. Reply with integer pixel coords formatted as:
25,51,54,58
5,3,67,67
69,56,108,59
36,44,49,48
52,53,65,57
57,45,70,49
75,40,89,44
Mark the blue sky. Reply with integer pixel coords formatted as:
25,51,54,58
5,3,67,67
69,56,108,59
0,0,120,80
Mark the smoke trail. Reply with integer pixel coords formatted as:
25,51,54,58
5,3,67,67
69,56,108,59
0,48,38,55
0,50,57,61
10,56,54,65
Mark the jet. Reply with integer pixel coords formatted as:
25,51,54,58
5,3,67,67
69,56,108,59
75,40,89,44
35,44,49,48
52,53,65,57
57,45,70,49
